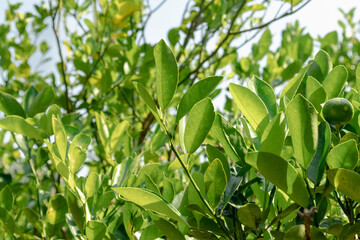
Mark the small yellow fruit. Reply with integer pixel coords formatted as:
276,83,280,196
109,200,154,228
322,98,354,126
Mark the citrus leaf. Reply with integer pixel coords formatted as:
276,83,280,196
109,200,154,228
86,220,106,240
154,39,178,111
322,65,348,99
327,168,360,202
133,82,161,123
314,49,332,82
284,225,327,240
204,159,227,208
68,133,91,173
0,91,26,117
245,151,310,207
229,83,270,136
28,86,55,117
52,115,67,161
237,203,262,229
286,94,318,169
153,218,186,240
176,76,222,122
260,112,286,156
0,115,42,140
113,187,188,225
326,139,358,170
184,98,215,154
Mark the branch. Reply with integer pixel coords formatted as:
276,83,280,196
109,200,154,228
49,1,71,113
229,0,311,35
178,0,247,86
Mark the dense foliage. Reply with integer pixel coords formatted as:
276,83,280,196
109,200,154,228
1,0,360,239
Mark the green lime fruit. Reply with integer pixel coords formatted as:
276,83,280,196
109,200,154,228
322,98,354,126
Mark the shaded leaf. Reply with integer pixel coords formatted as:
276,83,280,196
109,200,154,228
28,86,55,117
0,91,26,117
204,159,227,208
327,168,360,202
86,220,106,240
237,203,262,229
326,139,358,170
154,218,186,240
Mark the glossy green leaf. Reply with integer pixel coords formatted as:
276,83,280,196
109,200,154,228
68,133,91,173
23,86,38,115
65,187,85,234
133,82,161,123
249,76,277,119
110,121,129,152
229,83,270,136
307,122,331,185
327,168,360,202
45,194,68,225
284,225,327,240
305,76,327,112
326,139,358,170
0,185,13,210
85,172,101,198
86,220,106,240
95,112,109,149
113,187,188,225
254,28,272,60
154,39,178,110
95,191,115,212
0,91,26,117
322,65,348,99
206,144,230,181
260,112,286,155
307,60,324,82
0,207,15,234
204,159,227,208
184,98,215,154
314,49,332,82
28,86,55,117
245,152,310,207
286,94,318,169
176,76,222,122
52,115,67,161
162,177,175,203
154,218,186,240
140,224,162,240
237,203,262,229
268,203,300,228
210,114,247,164
281,65,310,100
0,115,42,140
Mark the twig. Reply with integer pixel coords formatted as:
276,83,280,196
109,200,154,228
296,207,317,240
230,0,311,35
49,1,71,113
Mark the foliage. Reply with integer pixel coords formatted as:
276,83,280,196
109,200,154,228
1,0,360,239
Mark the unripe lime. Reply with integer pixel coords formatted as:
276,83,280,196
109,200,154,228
322,98,354,126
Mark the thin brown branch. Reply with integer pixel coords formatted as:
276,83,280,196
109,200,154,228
49,1,71,113
178,0,247,86
230,0,311,35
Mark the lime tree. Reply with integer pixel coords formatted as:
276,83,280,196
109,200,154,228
322,98,354,128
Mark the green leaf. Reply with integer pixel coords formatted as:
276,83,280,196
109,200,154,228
268,203,300,228
65,187,85,234
28,86,55,117
113,187,188,225
0,91,26,117
249,76,277,119
23,86,38,116
176,76,222,122
237,203,262,229
95,112,109,149
314,49,332,81
52,115,67,161
184,98,215,154
45,194,68,226
23,208,42,233
356,63,360,93
260,112,286,156
0,115,42,140
0,207,15,234
68,133,91,173
305,76,327,112
210,114,247,164
322,65,348,99
204,159,227,208
162,177,175,203
285,94,318,169
86,220,106,240
110,121,129,153
133,82,161,123
284,225,327,240
245,152,310,207
153,218,186,240
85,172,101,198
229,83,270,136
254,28,272,60
95,191,115,212
206,144,230,181
326,140,358,170
0,185,13,209
281,65,309,100
307,122,331,185
140,224,162,240
154,39,178,110
327,168,360,202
